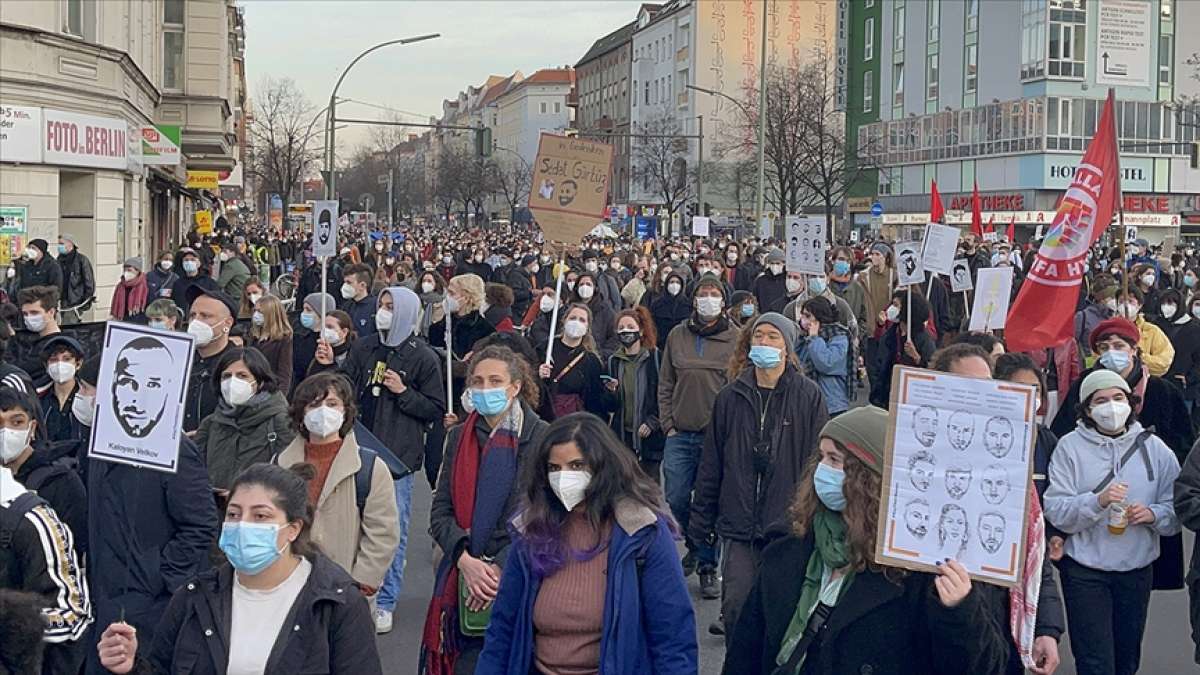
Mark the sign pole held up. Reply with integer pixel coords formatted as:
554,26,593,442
545,258,565,366
445,306,453,414
319,256,328,327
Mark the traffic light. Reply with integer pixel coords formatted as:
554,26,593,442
703,202,712,217
475,127,492,158
1191,142,1199,169
685,203,696,219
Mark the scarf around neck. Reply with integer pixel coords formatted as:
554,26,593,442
776,508,855,671
687,313,729,337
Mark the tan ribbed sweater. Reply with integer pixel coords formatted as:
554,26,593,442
532,512,611,675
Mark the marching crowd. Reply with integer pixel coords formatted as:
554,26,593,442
1,218,1199,675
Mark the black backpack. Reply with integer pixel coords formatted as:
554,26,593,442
0,492,47,550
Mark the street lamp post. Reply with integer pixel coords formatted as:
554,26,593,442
754,5,768,237
324,34,440,200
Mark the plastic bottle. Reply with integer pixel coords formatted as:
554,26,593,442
1107,499,1128,535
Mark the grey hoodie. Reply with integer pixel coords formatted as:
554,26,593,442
1044,420,1181,572
380,285,420,347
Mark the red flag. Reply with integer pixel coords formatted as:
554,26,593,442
929,180,945,224
985,215,995,235
970,181,984,238
1006,215,1016,243
1007,90,1120,352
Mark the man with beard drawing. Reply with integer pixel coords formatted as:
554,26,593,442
947,410,975,451
944,463,972,500
984,416,1015,459
907,450,936,491
112,336,174,438
912,405,938,448
978,511,1006,555
903,498,931,539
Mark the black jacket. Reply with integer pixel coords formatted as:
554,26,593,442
57,250,95,310
690,366,829,544
184,342,236,432
84,433,217,672
752,269,787,313
603,348,665,462
13,447,88,556
723,535,1010,675
429,404,548,569
134,555,381,674
298,259,343,301
146,267,178,301
1158,316,1200,399
497,264,534,318
340,293,378,338
14,254,63,293
0,492,90,675
1172,438,1200,663
869,325,936,409
337,334,445,473
645,288,692,350
171,274,218,315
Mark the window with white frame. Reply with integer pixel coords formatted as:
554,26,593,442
894,4,905,52
893,63,905,106
163,0,185,91
965,44,978,93
1159,35,1173,85
864,71,874,112
865,17,874,60
540,102,547,114
926,53,939,100
966,0,979,32
928,0,940,43
1048,0,1086,78
1020,0,1047,80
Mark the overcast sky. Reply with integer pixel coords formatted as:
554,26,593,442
242,0,644,150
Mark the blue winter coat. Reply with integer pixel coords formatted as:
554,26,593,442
475,502,698,675
796,329,851,414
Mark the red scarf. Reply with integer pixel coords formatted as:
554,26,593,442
110,274,148,319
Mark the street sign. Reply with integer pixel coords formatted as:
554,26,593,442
870,201,883,217
312,200,339,257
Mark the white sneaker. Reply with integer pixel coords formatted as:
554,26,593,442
374,608,393,634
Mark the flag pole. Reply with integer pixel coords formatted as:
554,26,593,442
1108,88,1129,311
545,255,565,366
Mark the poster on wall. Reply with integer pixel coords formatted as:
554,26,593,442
1095,0,1152,87
88,322,195,473
0,205,28,268
876,366,1037,588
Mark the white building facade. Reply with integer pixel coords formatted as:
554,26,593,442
495,69,575,168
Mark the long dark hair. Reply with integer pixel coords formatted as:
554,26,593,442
228,462,319,558
518,413,671,578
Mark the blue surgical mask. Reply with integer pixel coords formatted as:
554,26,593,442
57,244,67,255
741,303,755,318
808,277,827,295
814,462,846,511
470,387,510,416
149,319,168,330
300,311,317,329
219,522,284,575
832,260,851,277
1098,349,1132,373
748,345,783,369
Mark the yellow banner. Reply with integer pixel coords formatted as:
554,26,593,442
194,211,213,234
186,171,219,190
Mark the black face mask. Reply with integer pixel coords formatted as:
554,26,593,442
617,330,641,347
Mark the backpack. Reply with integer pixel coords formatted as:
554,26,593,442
353,447,377,521
0,492,46,550
23,458,74,494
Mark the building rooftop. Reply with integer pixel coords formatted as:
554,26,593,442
575,19,638,67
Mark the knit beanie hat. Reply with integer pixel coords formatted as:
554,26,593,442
820,405,890,475
870,242,893,257
303,292,337,314
693,274,727,300
753,312,798,351
1079,369,1130,403
1088,317,1140,352
123,257,143,272
765,248,785,265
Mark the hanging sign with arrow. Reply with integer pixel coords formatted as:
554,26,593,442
1095,0,1151,87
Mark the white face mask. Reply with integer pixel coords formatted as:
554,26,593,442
444,295,461,314
1119,303,1140,319
340,282,356,300
248,292,262,305
375,309,394,331
71,393,94,427
304,405,344,438
221,377,255,406
1160,304,1177,318
577,284,595,300
886,305,901,322
252,311,265,326
769,263,785,275
1140,273,1155,287
696,296,723,319
123,270,138,282
785,278,802,294
188,319,216,347
1090,400,1132,433
549,470,591,512
667,281,682,296
540,296,556,313
421,281,435,294
563,318,588,339
0,426,31,463
322,326,344,345
160,260,173,271
183,259,200,274
47,361,76,384
584,261,598,272
219,251,231,262
24,314,46,333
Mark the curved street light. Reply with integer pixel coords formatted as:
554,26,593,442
324,33,441,199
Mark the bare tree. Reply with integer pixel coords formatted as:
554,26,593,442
632,110,694,236
247,77,317,216
489,155,532,223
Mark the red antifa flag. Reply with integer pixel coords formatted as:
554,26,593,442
930,180,945,224
970,181,984,238
1007,90,1120,352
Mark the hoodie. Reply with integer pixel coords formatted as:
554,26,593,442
1043,420,1181,572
